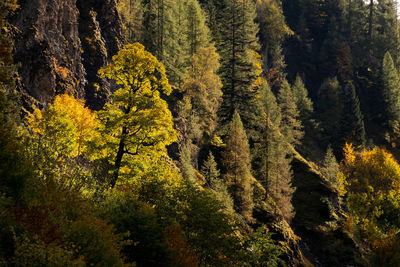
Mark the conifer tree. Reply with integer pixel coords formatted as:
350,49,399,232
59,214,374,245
292,74,314,122
201,152,220,185
374,0,400,66
321,145,339,186
223,111,254,221
318,77,342,148
180,144,197,184
141,0,211,87
278,80,303,146
256,0,293,87
253,82,281,191
254,82,295,222
180,47,222,140
175,47,222,162
216,0,262,131
382,52,400,133
340,82,366,148
186,0,211,56
202,152,235,215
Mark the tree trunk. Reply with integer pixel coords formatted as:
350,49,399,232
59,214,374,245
111,126,128,188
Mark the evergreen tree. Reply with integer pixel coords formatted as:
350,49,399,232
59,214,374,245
340,82,366,148
256,0,293,88
254,82,295,222
278,80,303,146
180,47,222,141
374,0,400,66
202,151,236,216
186,0,211,56
118,0,144,43
222,111,254,221
175,47,222,163
216,0,262,131
317,77,342,148
382,51,400,134
140,0,211,87
201,152,220,185
292,74,314,122
253,82,281,191
321,145,339,187
180,144,197,184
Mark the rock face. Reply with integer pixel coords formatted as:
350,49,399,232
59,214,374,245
11,0,123,109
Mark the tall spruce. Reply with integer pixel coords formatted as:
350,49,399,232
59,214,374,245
278,80,303,146
201,152,220,185
374,0,400,66
382,52,400,134
215,0,262,131
222,111,254,221
340,82,366,148
292,74,314,122
317,77,342,148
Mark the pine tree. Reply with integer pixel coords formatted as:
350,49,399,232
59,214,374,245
222,111,254,221
215,0,262,131
340,82,366,148
382,52,400,133
278,80,303,146
292,74,314,122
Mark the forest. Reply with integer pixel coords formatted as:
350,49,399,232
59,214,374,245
1,0,400,265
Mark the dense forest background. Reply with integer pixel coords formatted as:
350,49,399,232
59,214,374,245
2,0,400,266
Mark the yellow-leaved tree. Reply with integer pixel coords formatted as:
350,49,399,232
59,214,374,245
97,43,177,187
26,94,99,186
341,144,400,265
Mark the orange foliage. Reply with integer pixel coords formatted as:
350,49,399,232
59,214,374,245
164,225,200,267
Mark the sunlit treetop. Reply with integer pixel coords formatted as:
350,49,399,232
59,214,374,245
26,94,99,158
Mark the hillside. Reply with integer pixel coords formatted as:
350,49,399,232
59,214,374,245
1,0,400,266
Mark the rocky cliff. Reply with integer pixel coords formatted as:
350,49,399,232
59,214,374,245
11,0,123,109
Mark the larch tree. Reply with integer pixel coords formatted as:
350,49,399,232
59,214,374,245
382,51,400,135
177,47,222,143
222,111,254,221
256,0,293,88
253,81,281,192
254,81,294,221
97,43,177,187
